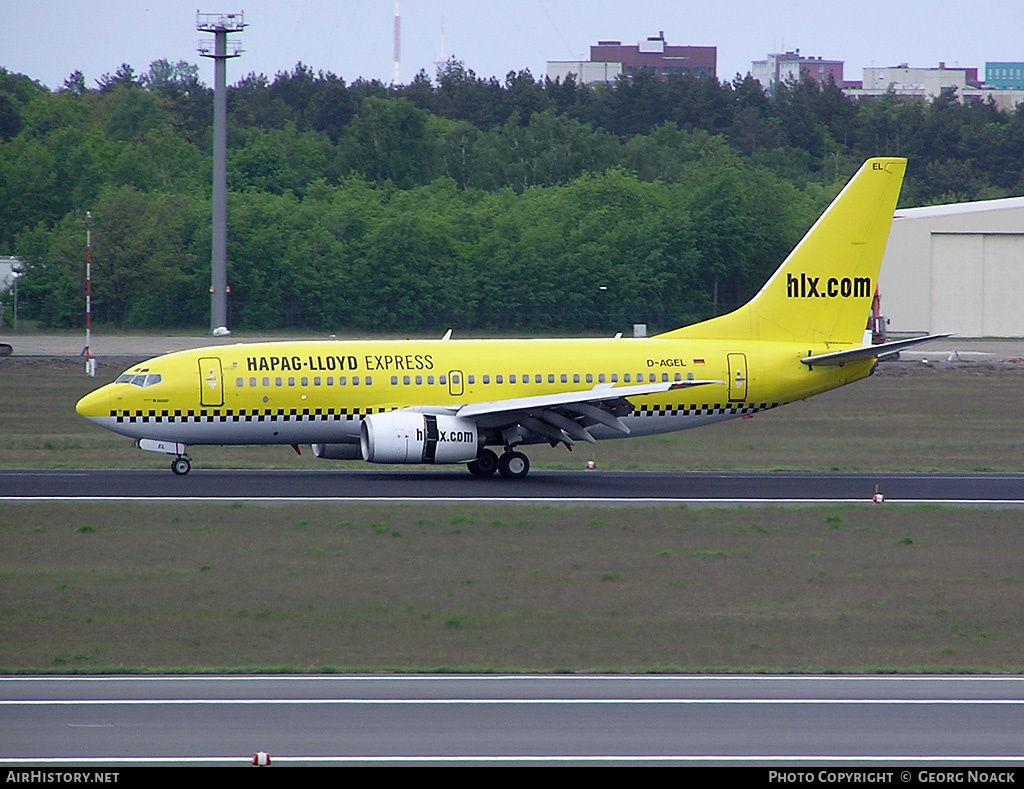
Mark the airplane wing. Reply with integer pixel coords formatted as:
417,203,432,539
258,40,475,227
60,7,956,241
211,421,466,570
454,379,723,445
801,334,952,367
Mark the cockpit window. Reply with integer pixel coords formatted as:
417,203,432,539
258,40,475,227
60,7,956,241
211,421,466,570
115,373,162,387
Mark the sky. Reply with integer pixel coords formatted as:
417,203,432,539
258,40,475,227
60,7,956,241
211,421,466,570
3,0,1023,91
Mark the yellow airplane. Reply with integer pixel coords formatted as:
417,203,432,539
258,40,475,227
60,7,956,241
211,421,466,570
76,157,945,478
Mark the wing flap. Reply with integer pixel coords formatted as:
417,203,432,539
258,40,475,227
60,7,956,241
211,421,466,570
455,379,722,420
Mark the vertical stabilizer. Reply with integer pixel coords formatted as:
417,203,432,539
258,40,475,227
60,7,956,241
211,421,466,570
660,157,907,345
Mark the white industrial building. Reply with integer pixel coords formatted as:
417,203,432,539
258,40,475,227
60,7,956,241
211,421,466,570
0,256,21,292
879,198,1024,337
843,63,1024,110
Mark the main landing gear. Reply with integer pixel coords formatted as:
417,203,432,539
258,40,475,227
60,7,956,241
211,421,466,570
171,456,192,476
467,449,530,479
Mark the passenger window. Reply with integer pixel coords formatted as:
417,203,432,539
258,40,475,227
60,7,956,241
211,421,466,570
236,378,244,388
275,377,283,387
661,373,668,382
314,377,321,386
288,377,295,387
301,377,308,387
624,374,631,383
365,376,372,385
483,375,490,384
427,375,435,385
599,374,606,383
611,374,618,383
547,374,555,384
468,375,475,384
403,375,411,385
535,374,542,384
509,375,516,384
391,376,398,385
249,378,257,387
573,374,580,384
263,377,270,387
353,377,360,386
415,375,423,385
327,377,334,386
586,374,593,384
496,375,503,384
340,377,347,386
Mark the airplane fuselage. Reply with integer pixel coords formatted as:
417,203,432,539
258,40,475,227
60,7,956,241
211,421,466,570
78,336,873,447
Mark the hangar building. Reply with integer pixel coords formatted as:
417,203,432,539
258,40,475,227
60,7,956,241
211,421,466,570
879,197,1024,338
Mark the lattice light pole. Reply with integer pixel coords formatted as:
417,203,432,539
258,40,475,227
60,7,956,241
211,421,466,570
197,11,245,335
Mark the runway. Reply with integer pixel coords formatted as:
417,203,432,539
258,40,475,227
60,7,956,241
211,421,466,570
2,468,1024,506
3,675,1024,765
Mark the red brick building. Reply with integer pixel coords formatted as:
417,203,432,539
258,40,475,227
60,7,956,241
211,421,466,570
547,32,717,85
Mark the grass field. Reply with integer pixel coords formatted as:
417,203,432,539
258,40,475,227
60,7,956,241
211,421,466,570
4,502,1024,673
2,358,1023,673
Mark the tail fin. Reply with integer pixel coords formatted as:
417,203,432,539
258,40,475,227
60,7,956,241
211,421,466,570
660,157,907,345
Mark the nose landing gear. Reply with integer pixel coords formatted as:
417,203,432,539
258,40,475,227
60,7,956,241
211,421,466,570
136,439,192,475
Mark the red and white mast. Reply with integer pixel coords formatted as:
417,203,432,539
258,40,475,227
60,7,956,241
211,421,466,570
84,210,95,377
393,1,401,84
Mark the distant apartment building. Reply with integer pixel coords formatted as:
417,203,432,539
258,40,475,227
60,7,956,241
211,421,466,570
547,32,716,85
986,62,1024,90
750,50,846,93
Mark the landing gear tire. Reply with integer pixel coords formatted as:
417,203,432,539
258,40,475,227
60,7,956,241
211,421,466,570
171,457,191,476
498,450,530,479
468,448,499,477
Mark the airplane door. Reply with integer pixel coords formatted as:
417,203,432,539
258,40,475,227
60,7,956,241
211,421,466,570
727,353,748,402
199,357,224,407
448,370,464,397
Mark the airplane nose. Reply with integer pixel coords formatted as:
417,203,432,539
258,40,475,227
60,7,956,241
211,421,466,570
76,386,111,419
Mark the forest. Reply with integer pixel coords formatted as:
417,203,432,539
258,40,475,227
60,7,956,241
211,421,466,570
2,58,1024,333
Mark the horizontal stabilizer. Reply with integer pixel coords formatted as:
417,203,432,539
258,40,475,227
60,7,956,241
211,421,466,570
801,334,953,367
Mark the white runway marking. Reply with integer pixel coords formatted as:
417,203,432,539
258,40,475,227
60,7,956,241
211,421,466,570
7,697,1024,705
4,755,1024,765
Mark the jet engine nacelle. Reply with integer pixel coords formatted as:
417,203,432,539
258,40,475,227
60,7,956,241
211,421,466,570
311,443,361,460
360,412,479,464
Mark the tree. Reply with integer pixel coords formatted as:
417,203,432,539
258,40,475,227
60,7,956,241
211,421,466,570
338,97,436,188
96,63,139,93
